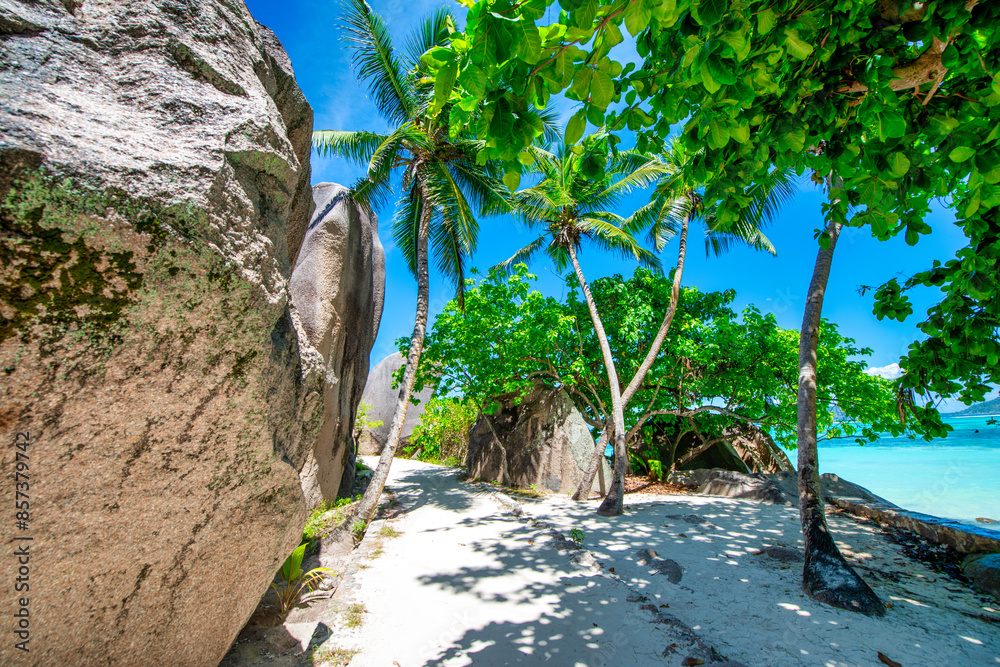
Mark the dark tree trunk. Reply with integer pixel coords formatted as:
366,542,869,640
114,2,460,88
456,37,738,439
797,214,885,616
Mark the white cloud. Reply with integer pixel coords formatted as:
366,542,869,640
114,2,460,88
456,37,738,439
865,363,902,380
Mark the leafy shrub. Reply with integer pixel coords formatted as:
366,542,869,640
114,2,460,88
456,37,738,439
403,396,478,466
302,495,362,543
271,543,335,614
354,401,382,436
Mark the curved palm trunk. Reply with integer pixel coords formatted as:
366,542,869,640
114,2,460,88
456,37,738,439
797,215,884,616
564,245,629,516
573,211,690,501
349,180,432,538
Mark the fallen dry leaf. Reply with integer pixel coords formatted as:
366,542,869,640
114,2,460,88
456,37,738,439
678,533,687,538
878,651,902,667
681,658,704,666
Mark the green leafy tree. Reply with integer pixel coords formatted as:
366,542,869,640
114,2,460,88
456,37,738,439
425,0,997,611
404,396,478,466
311,0,524,541
414,267,942,483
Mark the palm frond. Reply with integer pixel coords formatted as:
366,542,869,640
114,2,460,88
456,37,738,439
391,183,425,277
405,6,452,71
343,0,415,126
312,130,388,164
495,235,548,274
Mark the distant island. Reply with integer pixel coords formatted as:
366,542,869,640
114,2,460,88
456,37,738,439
950,397,1000,417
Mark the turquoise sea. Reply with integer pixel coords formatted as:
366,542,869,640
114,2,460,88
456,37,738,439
814,415,1000,525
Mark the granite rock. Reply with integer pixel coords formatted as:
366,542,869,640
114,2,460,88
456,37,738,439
0,1,317,664
467,384,611,494
290,183,384,508
358,351,433,454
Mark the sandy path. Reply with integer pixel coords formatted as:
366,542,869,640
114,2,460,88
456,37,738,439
343,459,729,666
274,458,1000,666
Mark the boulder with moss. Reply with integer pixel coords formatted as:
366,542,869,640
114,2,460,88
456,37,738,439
0,1,321,665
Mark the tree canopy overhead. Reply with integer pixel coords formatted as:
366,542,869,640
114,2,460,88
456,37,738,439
427,0,1000,405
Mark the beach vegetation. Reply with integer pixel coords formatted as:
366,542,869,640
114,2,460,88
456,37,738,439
420,0,996,614
270,544,335,615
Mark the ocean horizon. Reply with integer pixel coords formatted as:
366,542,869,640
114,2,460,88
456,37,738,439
810,414,1000,526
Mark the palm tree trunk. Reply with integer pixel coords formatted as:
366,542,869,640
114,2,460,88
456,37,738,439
572,211,690,501
349,180,432,537
797,213,884,616
563,245,629,517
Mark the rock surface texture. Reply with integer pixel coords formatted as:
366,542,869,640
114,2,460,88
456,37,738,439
290,183,384,507
0,2,318,665
467,384,611,494
357,351,433,455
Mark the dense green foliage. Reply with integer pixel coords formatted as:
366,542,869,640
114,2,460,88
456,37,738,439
404,396,479,465
425,0,1000,406
411,266,946,452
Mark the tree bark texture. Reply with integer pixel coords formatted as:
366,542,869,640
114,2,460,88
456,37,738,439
349,180,432,536
797,215,885,616
572,213,690,502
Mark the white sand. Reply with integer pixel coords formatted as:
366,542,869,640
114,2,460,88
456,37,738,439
298,459,1000,666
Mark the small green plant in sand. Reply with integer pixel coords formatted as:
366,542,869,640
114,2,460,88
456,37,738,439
307,643,358,666
378,525,401,538
345,602,367,628
303,495,362,543
271,543,335,614
569,529,586,545
351,519,367,541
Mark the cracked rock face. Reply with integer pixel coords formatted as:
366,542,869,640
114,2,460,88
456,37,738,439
0,1,316,665
290,183,385,509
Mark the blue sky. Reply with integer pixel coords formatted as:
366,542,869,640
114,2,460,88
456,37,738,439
246,0,974,399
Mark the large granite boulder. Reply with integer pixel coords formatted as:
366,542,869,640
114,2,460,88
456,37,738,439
0,2,318,665
290,183,384,507
467,384,611,494
358,351,433,455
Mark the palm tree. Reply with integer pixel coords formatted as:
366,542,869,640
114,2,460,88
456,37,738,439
572,143,797,513
496,131,668,516
312,0,542,540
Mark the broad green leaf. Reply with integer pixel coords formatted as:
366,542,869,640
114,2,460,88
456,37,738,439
603,21,624,48
694,0,726,26
708,119,730,149
515,22,542,63
566,109,587,146
720,31,746,56
949,146,976,162
570,68,593,100
459,65,487,97
700,62,721,93
707,55,737,85
503,170,521,191
783,29,814,60
591,70,615,108
624,0,652,36
757,8,775,34
877,112,906,141
731,123,750,144
941,43,960,69
434,61,458,112
887,152,910,177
